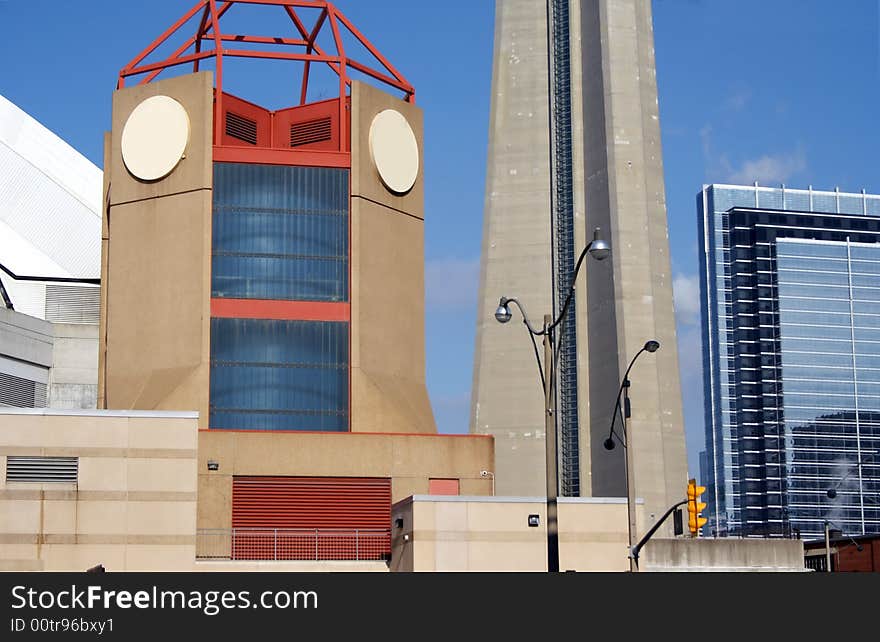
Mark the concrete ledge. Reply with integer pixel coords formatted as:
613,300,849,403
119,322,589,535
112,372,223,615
0,408,198,419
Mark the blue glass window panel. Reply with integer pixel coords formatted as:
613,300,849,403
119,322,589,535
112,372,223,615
210,318,348,431
785,192,812,212
776,240,847,259
839,195,865,216
778,284,849,300
812,193,838,214
867,197,880,217
212,163,349,302
849,245,880,260
759,190,784,210
780,310,850,326
781,324,852,340
780,297,851,313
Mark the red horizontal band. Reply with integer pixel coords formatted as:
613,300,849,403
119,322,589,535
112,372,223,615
213,145,350,168
211,298,350,322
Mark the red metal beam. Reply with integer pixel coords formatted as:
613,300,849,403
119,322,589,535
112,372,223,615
211,298,350,322
327,7,347,154
346,59,412,94
195,1,233,72
209,0,225,145
193,4,211,73
119,0,207,87
123,50,215,79
120,1,415,105
225,0,326,7
333,9,414,102
200,33,309,46
223,49,339,63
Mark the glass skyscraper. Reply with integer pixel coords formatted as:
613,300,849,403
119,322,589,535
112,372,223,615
699,184,880,539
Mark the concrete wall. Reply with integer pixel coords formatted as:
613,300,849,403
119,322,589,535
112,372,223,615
470,0,554,496
471,0,688,523
0,308,51,408
641,538,806,572
349,81,435,435
391,496,642,572
391,496,807,572
198,431,494,533
579,0,687,531
48,322,98,409
0,409,198,571
100,72,213,426
1,307,98,410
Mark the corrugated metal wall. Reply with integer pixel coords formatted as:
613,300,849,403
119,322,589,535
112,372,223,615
231,476,391,560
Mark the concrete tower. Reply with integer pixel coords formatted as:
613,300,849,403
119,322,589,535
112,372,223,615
471,0,687,527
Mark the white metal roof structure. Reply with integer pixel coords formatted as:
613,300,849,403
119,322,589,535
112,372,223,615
0,94,102,322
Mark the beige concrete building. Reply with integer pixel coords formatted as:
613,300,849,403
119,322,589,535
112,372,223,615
392,495,806,572
392,495,642,572
92,1,495,569
471,0,687,531
0,408,197,572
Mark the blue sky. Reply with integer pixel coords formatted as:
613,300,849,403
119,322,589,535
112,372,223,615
1,0,878,479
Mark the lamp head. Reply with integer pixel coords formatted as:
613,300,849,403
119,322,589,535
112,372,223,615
603,437,616,451
494,297,512,324
644,340,660,353
588,227,611,261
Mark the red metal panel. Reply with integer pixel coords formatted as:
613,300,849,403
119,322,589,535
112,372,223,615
212,145,349,168
273,97,341,152
232,476,391,559
211,298,350,321
219,93,272,148
428,478,460,496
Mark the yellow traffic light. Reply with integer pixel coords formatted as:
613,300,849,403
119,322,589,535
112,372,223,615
687,478,707,536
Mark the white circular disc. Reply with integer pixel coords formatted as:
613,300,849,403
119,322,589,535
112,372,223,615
121,95,190,181
368,109,419,195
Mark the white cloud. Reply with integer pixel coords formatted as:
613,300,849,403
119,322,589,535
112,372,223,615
673,272,701,326
424,256,480,310
724,88,751,112
699,125,808,187
724,147,807,186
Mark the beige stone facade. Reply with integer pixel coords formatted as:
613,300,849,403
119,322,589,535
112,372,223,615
391,496,807,572
391,496,643,572
0,409,198,572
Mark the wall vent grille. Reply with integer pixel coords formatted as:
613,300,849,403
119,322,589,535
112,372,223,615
226,112,258,145
0,372,46,408
6,456,78,483
290,117,332,147
45,284,100,324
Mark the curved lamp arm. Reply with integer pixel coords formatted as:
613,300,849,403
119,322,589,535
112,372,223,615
498,297,546,336
547,228,610,333
604,341,660,449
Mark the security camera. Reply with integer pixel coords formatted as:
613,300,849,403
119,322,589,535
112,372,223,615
480,470,490,477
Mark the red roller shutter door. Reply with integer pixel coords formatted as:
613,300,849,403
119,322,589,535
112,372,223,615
231,476,391,560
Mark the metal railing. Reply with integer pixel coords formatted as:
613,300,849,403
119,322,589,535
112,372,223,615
196,528,391,561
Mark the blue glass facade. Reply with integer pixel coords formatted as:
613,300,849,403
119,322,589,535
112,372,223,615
210,163,350,432
212,163,348,302
699,185,880,539
210,318,348,431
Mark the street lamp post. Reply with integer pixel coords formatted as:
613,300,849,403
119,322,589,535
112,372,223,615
494,227,610,572
602,340,661,572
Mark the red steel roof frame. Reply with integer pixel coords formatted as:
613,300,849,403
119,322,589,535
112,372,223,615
118,0,416,147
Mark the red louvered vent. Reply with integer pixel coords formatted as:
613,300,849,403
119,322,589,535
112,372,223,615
226,112,258,145
231,476,391,561
290,117,332,147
